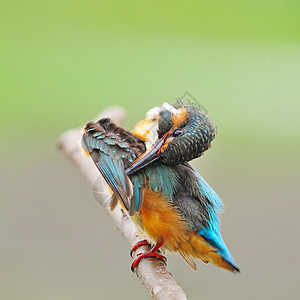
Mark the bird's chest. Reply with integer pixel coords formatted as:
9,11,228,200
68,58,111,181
131,187,189,251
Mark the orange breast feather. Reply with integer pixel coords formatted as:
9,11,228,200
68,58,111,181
132,187,234,271
135,187,188,250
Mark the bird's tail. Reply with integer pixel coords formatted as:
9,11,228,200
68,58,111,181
184,232,240,273
204,249,240,273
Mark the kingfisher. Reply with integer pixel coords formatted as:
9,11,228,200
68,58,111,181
80,101,239,273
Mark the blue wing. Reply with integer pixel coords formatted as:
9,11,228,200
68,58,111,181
81,119,146,215
181,164,239,271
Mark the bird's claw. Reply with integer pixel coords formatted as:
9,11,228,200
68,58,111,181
131,252,167,272
130,239,151,258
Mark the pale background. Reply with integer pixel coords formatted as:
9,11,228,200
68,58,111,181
1,1,299,299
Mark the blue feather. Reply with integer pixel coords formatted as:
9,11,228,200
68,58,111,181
193,170,237,268
134,183,140,211
130,174,145,212
197,226,238,269
146,165,178,199
194,170,223,212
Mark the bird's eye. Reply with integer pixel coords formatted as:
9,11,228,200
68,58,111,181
172,129,183,137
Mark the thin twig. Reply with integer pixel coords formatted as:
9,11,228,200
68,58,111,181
58,107,187,300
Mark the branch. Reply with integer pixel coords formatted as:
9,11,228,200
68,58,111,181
58,107,187,300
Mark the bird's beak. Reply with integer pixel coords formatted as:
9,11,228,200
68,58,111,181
125,133,168,176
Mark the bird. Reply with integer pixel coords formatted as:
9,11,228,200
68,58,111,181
80,101,239,273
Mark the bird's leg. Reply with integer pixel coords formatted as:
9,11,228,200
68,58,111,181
131,240,167,272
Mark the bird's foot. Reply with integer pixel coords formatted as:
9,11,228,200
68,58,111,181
131,252,167,272
131,240,166,272
130,239,150,258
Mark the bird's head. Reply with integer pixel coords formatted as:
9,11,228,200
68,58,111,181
126,102,216,175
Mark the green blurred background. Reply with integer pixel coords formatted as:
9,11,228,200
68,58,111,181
1,1,299,299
